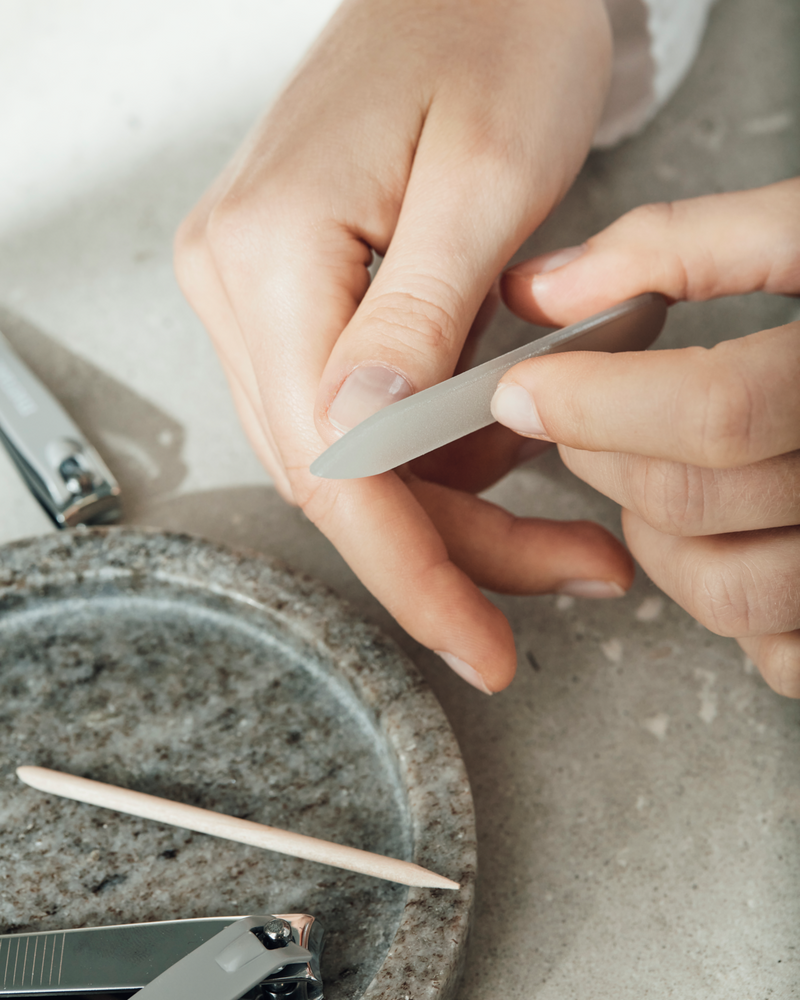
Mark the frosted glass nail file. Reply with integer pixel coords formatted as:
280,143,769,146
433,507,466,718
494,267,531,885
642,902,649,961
311,293,668,480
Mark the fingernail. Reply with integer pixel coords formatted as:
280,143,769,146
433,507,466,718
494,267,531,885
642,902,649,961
558,580,626,599
508,244,587,280
435,651,493,695
491,384,550,438
328,365,413,433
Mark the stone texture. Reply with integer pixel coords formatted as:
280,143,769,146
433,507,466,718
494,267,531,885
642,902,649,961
0,529,475,1000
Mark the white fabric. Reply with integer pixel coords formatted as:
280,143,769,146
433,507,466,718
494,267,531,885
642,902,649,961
597,0,718,147
595,0,655,148
645,0,718,106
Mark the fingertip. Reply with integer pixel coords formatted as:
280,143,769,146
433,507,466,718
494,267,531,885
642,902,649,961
502,244,596,326
739,632,800,699
485,612,519,692
431,590,518,694
561,517,636,593
490,382,551,438
480,633,519,694
434,601,518,694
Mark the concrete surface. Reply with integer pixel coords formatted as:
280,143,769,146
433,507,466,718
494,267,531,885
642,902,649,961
0,0,798,996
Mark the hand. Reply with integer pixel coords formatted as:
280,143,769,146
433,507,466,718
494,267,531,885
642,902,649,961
174,0,624,693
494,178,800,695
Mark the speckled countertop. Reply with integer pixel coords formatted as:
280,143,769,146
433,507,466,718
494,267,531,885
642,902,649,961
1,1,799,997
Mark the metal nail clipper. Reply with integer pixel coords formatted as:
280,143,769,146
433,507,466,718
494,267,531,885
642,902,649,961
0,331,121,527
0,913,324,1000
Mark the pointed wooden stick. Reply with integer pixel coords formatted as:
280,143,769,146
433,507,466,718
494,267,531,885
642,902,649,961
16,766,459,891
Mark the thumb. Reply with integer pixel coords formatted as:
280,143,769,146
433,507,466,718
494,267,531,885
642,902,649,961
501,178,800,327
314,110,565,439
489,323,800,468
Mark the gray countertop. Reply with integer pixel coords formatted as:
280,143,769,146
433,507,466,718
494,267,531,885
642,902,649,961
1,0,799,995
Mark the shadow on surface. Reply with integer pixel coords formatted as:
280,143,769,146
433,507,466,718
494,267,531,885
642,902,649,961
0,306,187,518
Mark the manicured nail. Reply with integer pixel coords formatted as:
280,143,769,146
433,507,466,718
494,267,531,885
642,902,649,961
490,384,549,438
558,580,626,599
508,244,587,280
435,651,493,695
328,365,413,433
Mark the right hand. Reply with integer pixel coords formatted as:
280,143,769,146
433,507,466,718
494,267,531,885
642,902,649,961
497,179,800,695
174,0,628,694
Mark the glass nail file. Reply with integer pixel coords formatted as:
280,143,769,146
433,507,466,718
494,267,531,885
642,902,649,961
311,292,668,480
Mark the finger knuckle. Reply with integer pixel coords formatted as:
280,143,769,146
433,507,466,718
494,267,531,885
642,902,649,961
205,195,264,273
609,202,694,297
680,350,762,468
427,102,549,220
636,459,712,535
690,557,755,637
768,228,800,293
174,206,204,258
619,201,676,236
173,210,214,298
460,116,530,188
363,284,461,363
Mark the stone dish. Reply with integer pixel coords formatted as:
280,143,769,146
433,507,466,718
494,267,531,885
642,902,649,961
0,528,475,999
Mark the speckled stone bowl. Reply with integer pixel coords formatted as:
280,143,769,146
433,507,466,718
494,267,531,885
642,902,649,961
0,528,475,999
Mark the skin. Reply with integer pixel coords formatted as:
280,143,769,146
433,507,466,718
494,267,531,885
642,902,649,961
496,178,800,697
175,0,625,694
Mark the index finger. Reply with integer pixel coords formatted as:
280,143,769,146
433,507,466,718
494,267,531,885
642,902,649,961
502,178,800,327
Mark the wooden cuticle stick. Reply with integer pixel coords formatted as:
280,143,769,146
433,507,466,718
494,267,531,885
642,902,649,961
16,766,459,891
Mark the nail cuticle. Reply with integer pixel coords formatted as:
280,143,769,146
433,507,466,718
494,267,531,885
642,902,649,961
328,363,413,432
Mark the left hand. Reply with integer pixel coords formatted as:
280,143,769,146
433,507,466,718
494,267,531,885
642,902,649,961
493,179,800,696
175,0,627,694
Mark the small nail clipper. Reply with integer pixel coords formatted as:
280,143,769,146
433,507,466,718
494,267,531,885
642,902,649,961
0,331,121,527
0,913,324,1000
